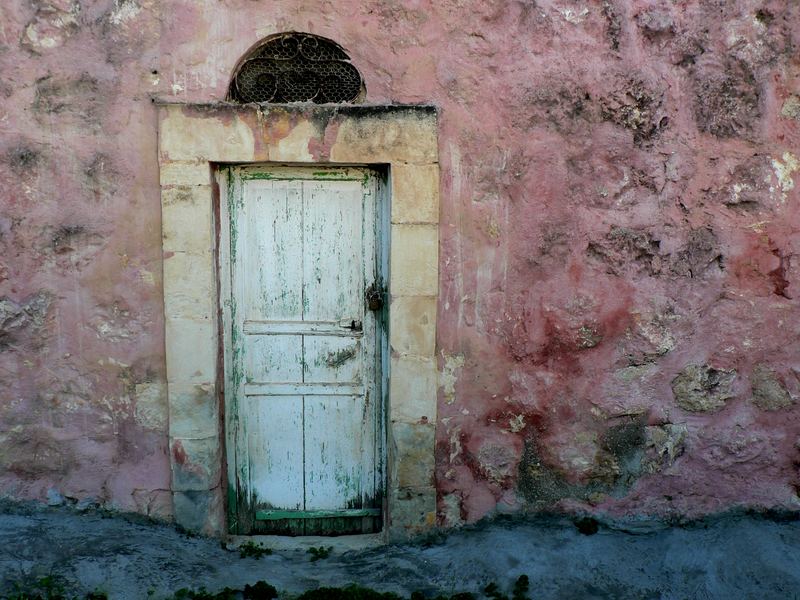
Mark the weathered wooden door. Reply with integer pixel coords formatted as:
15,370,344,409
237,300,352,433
221,166,385,535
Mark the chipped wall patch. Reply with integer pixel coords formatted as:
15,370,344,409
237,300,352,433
440,353,465,405
134,382,167,430
109,0,142,26
771,152,799,202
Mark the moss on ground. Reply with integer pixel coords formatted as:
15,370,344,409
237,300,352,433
2,574,530,600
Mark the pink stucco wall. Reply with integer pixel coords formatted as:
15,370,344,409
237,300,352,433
1,0,799,525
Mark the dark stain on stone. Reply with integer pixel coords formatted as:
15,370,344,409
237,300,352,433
768,248,791,299
517,421,646,510
84,153,118,200
192,102,437,121
602,418,646,458
599,78,665,145
670,228,723,278
0,291,52,351
586,227,662,277
600,415,647,489
693,60,760,139
602,1,621,51
755,9,774,26
34,75,97,113
522,82,593,134
33,74,106,126
51,225,87,253
5,145,41,173
517,437,581,508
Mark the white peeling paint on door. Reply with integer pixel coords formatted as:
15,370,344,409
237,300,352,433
220,166,384,534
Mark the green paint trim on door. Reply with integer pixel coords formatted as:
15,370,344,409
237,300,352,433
256,508,382,520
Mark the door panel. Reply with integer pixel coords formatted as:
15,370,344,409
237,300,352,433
304,395,369,511
242,180,303,321
303,336,362,383
244,335,303,382
244,395,304,511
223,166,384,536
302,181,365,321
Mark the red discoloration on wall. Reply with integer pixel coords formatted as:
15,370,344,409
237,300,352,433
172,440,188,466
308,119,341,162
1,0,799,527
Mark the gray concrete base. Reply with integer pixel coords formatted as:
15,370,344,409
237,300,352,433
1,503,799,599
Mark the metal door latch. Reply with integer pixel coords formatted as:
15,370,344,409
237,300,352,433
339,318,362,331
365,282,385,312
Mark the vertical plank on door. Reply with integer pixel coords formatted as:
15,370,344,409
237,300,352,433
301,180,363,323
243,180,303,322
304,395,369,510
300,179,374,513
244,395,304,511
234,178,306,515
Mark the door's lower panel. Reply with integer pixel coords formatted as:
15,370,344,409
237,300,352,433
251,510,382,536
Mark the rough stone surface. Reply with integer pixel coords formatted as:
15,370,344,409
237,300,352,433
0,0,799,528
751,364,793,411
671,364,737,413
643,424,688,473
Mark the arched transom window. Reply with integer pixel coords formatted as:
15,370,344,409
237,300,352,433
229,32,364,104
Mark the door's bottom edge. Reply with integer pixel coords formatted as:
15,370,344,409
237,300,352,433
255,508,382,520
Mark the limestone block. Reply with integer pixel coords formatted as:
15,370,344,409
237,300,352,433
391,163,440,224
164,317,217,383
159,161,210,186
161,186,214,254
162,251,216,321
388,485,436,539
390,224,438,296
159,108,255,162
330,114,438,164
133,489,173,521
168,382,219,438
170,435,222,492
268,120,316,162
173,488,224,535
391,422,435,488
390,356,437,424
389,296,437,357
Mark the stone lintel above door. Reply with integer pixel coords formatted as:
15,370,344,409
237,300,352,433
156,103,440,540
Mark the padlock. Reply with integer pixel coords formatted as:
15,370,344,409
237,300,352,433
366,283,384,311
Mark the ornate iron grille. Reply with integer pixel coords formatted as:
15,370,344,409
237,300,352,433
230,33,363,104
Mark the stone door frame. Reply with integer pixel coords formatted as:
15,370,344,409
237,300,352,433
157,103,439,539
